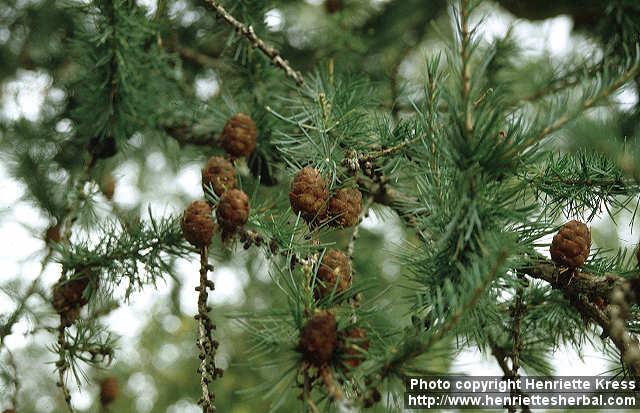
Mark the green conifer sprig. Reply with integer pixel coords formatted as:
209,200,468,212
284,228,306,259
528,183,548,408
56,212,190,299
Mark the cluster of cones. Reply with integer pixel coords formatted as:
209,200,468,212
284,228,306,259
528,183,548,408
181,113,256,247
290,166,375,400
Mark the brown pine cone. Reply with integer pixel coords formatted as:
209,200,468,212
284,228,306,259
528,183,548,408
202,156,236,196
100,376,119,405
52,270,93,325
550,220,591,268
327,188,362,228
289,167,329,223
324,0,342,13
220,113,257,158
181,200,217,248
216,189,250,231
100,174,116,200
339,327,369,368
297,310,337,366
315,249,352,299
45,223,61,243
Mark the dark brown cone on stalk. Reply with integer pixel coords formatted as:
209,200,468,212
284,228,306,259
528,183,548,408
324,0,342,14
298,311,337,366
550,220,591,268
181,200,217,248
315,249,352,300
339,327,369,368
100,174,116,200
220,113,257,158
202,156,236,197
216,189,249,232
289,167,329,223
3,409,16,413
100,376,119,406
327,188,362,228
52,269,93,326
45,223,61,243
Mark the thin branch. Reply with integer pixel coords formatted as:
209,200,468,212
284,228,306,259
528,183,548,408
56,323,73,412
195,246,221,413
459,0,473,137
522,259,627,302
0,252,50,346
518,62,604,104
347,197,373,258
162,122,219,147
301,368,318,413
522,258,640,378
203,0,304,85
524,62,640,147
319,366,344,401
344,134,426,167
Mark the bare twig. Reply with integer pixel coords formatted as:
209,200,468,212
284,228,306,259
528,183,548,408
56,323,73,412
301,368,318,413
195,246,222,413
174,45,223,70
522,258,640,378
343,134,426,168
459,0,473,137
51,155,97,412
162,122,219,147
203,0,304,85
319,366,343,401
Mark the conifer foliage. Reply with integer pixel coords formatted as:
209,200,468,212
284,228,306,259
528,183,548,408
2,0,640,411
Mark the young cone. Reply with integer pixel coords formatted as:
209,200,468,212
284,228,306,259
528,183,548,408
550,220,591,268
100,376,119,405
100,174,116,200
181,200,217,248
52,269,94,326
220,113,257,158
289,167,329,223
298,310,337,366
45,223,61,243
202,156,236,196
216,189,250,232
315,249,352,299
327,188,362,228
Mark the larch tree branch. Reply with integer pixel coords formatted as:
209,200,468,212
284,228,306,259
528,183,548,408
521,257,640,378
203,0,304,85
195,246,222,413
